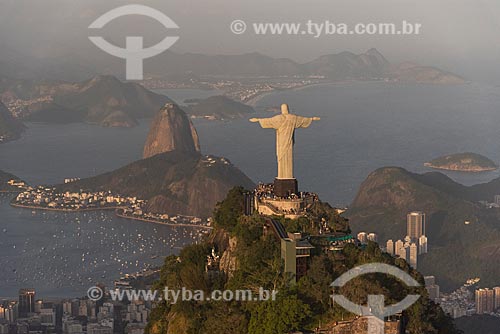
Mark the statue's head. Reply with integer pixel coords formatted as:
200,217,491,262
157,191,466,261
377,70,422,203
281,104,290,114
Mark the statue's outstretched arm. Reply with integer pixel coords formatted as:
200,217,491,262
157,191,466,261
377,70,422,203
295,115,320,128
250,115,282,128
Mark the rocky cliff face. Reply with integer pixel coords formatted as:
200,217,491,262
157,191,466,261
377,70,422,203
207,228,238,278
218,236,238,278
143,103,200,158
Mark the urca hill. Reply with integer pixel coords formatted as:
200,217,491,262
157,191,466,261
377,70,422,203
60,103,253,218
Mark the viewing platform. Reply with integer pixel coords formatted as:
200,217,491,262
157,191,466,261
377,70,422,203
252,183,318,219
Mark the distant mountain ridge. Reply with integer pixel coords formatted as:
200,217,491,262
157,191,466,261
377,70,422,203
0,47,465,84
0,75,171,127
388,62,466,84
348,167,500,290
146,48,464,83
148,49,370,78
0,44,93,82
302,48,389,79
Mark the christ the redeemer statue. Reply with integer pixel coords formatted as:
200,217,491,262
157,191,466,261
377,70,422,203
250,104,320,196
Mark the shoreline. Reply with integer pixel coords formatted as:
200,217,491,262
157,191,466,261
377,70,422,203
244,83,333,107
424,163,498,173
10,202,125,212
9,202,212,229
245,90,277,107
115,211,213,229
244,79,384,107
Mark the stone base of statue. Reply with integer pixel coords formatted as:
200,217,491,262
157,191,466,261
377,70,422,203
274,178,298,198
254,181,317,219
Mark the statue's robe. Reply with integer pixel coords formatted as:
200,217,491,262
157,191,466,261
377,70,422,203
257,114,313,179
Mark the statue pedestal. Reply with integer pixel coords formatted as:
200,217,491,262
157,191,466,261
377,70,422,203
274,178,298,198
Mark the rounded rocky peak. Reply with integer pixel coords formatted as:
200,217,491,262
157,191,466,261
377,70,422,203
143,103,200,158
159,102,182,114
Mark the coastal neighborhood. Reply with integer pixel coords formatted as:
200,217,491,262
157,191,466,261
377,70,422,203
141,76,326,104
3,95,55,118
8,182,211,230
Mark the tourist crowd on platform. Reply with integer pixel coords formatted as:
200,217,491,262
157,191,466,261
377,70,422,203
254,183,319,202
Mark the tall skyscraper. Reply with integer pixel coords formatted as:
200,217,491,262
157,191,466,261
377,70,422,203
494,195,500,206
357,232,367,244
419,235,428,254
476,288,495,314
395,241,408,262
395,240,405,259
18,289,35,318
62,301,72,315
407,211,425,241
409,243,418,269
487,289,495,312
4,303,17,323
404,235,411,246
476,289,486,314
424,276,435,286
367,233,378,243
424,276,440,301
494,287,500,310
386,240,394,255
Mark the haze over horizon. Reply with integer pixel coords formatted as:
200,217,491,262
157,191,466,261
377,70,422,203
2,2,500,333
1,0,500,83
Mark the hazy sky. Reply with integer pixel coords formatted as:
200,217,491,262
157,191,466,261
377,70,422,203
1,0,500,81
